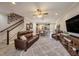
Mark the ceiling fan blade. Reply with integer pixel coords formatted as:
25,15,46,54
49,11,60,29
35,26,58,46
43,13,48,15
37,9,41,12
33,8,48,17
33,14,36,16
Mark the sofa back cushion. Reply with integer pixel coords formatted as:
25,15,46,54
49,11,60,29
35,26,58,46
17,30,33,39
25,33,33,38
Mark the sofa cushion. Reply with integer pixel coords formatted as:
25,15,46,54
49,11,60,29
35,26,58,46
20,35,27,40
28,37,37,43
25,33,33,38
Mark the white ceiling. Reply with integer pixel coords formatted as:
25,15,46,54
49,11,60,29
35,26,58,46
0,2,79,23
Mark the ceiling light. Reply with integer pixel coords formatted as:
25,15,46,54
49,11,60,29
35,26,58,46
12,2,16,5
33,9,48,18
56,13,58,15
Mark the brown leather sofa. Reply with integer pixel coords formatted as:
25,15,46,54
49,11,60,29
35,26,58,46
14,30,39,51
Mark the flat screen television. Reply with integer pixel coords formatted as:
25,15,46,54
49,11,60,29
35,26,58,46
66,15,79,33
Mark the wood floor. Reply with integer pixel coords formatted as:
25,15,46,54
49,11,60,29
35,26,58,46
0,36,70,56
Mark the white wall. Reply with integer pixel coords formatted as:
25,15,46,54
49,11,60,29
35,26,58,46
56,5,79,32
56,5,79,37
50,23,56,39
0,14,8,31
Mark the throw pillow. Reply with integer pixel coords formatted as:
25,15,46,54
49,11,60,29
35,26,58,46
33,33,36,36
20,35,27,40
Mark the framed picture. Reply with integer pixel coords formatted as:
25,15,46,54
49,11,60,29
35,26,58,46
26,24,30,30
30,23,33,29
26,23,33,30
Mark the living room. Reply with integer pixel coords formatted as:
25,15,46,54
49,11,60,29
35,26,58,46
0,1,79,57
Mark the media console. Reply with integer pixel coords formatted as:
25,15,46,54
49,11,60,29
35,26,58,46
52,33,79,56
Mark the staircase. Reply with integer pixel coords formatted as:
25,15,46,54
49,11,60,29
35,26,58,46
0,23,24,48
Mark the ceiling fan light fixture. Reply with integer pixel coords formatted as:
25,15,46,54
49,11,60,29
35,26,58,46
37,15,43,18
33,8,48,18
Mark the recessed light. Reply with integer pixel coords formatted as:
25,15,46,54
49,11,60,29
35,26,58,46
56,13,58,15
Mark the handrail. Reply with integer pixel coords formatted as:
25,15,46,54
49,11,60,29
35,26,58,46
0,20,24,33
6,20,24,45
8,20,24,31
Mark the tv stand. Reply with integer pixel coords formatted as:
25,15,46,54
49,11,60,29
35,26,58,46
70,34,79,39
52,33,79,56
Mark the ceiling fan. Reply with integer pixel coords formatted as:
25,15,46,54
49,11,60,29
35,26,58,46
33,9,48,18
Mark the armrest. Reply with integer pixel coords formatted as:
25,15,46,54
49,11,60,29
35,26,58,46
14,39,28,47
14,39,27,45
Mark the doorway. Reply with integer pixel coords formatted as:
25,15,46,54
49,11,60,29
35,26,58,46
36,23,50,36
